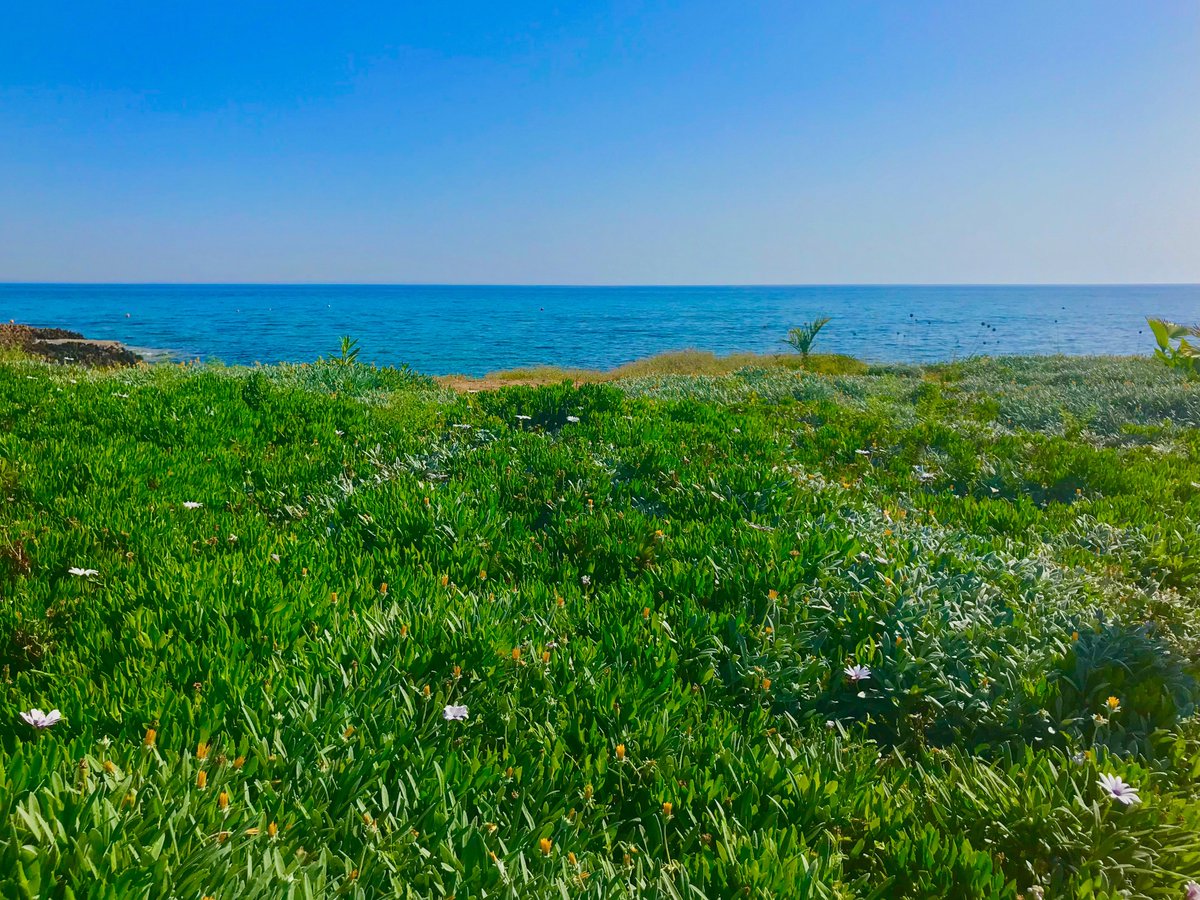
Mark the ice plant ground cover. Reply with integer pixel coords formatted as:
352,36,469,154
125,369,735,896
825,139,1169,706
1,355,1200,897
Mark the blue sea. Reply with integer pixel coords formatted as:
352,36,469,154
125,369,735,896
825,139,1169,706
3,284,1198,376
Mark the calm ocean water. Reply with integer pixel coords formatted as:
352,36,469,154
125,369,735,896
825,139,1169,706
3,284,1198,376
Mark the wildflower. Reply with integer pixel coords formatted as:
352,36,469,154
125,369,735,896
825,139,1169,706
642,607,650,620
1071,631,1079,642
855,449,871,456
516,415,532,421
182,501,203,510
556,595,565,607
197,770,208,789
453,665,462,677
569,851,578,865
68,567,99,577
539,837,552,855
144,727,157,747
1097,773,1140,805
218,791,230,810
542,650,551,663
583,784,593,800
1106,696,1121,712
843,664,871,683
1185,882,1200,900
511,647,521,661
443,704,469,721
566,416,580,423
267,821,278,838
767,589,778,600
581,575,591,586
196,741,210,759
232,755,246,769
20,708,62,729
615,743,626,761
452,423,471,429
762,678,772,691
379,582,388,595
422,685,431,697
343,725,356,739
662,801,673,816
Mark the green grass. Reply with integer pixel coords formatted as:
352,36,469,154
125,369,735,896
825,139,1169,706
1,354,1199,897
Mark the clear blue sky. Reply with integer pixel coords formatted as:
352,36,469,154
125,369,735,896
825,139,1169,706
1,1,1197,284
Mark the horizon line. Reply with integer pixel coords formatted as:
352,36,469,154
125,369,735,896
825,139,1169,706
3,281,1199,289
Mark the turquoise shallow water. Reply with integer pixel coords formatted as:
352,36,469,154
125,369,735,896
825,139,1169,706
3,284,1198,376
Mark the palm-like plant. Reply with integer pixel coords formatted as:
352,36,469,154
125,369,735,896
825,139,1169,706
336,335,361,366
783,317,831,358
1148,318,1200,379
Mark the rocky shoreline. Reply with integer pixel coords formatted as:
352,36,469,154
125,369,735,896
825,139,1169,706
0,323,143,367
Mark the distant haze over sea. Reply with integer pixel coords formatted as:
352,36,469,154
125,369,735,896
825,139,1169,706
4,284,1198,376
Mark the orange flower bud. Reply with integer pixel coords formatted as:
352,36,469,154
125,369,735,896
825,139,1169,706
615,743,626,761
539,838,552,855
196,770,207,789
143,728,157,747
218,791,229,810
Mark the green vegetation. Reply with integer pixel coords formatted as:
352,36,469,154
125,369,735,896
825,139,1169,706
2,353,1200,897
783,317,832,358
1149,317,1200,380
